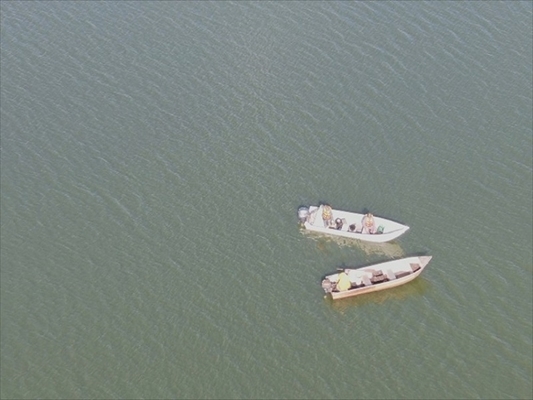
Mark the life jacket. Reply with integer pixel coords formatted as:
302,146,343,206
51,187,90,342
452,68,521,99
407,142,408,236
336,272,350,291
322,206,332,220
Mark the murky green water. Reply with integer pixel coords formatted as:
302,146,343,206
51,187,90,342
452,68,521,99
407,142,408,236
1,2,531,399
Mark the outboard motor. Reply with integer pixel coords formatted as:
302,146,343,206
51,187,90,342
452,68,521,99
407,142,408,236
297,206,309,223
321,278,334,293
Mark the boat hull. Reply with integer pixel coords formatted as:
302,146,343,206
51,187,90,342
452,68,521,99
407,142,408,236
322,256,432,300
301,205,409,243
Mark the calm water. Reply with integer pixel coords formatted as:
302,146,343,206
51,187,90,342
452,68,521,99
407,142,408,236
1,2,532,399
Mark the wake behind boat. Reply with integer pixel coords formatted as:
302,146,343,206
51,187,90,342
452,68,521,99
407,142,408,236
298,204,409,243
321,255,432,300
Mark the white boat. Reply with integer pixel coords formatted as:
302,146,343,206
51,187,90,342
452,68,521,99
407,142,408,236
298,204,409,243
321,256,432,300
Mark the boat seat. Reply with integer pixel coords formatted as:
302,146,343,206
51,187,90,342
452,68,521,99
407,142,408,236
370,270,385,283
385,270,396,280
410,263,421,272
395,271,410,279
361,275,372,286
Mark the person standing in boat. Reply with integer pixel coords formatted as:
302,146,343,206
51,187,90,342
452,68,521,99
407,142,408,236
362,212,376,234
322,204,333,227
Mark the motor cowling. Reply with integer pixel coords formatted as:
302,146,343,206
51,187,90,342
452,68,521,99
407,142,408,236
321,278,334,293
297,206,309,223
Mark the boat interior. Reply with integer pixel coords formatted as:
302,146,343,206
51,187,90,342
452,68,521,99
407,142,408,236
323,262,422,293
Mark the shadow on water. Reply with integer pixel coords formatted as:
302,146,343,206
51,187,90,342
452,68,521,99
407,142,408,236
323,277,432,313
300,228,406,258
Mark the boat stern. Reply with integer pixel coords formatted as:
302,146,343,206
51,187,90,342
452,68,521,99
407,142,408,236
321,278,334,293
298,206,310,223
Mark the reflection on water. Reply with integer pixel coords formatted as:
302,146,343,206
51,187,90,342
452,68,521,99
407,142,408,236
300,229,406,258
324,278,431,313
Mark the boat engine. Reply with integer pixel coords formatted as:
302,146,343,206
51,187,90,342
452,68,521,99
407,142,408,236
297,206,309,223
321,278,334,293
